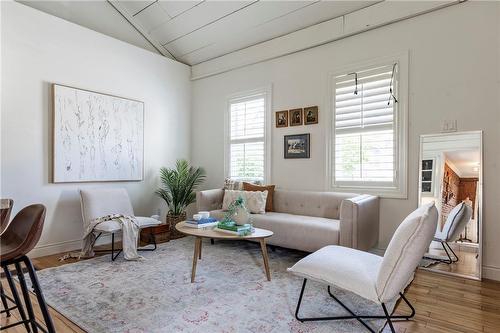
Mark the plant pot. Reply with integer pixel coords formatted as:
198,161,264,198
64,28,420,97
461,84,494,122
167,212,187,240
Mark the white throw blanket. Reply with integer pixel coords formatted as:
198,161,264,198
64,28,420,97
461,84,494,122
81,214,143,261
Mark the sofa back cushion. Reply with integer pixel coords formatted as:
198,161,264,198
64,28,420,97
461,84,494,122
273,190,357,219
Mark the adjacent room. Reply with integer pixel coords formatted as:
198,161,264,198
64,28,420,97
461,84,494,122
1,1,499,332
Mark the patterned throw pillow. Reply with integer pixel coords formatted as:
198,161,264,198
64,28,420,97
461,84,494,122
242,182,275,212
223,178,243,190
222,190,268,214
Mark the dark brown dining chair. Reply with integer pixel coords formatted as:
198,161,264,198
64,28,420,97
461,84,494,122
0,198,14,233
0,204,55,333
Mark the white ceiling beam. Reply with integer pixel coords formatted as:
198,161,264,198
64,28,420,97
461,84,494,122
108,0,180,62
191,0,462,80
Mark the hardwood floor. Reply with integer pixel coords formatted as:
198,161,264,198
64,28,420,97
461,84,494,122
1,249,499,333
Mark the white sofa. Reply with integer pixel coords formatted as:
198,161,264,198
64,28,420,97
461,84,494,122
196,189,379,252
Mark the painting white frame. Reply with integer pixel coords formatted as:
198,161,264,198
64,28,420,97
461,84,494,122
52,84,144,183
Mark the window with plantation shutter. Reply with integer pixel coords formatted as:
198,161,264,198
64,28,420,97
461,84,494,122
330,59,408,198
226,90,269,183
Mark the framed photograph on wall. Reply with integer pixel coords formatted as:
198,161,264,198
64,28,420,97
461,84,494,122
52,83,144,183
304,106,318,125
284,133,310,159
275,110,288,128
289,108,303,126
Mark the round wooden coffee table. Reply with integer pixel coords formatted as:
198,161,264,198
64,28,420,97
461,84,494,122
175,221,274,283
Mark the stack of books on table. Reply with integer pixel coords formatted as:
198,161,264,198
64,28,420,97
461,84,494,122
185,217,219,229
214,221,254,236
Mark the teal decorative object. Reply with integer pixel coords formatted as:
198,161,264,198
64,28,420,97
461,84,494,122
223,196,251,226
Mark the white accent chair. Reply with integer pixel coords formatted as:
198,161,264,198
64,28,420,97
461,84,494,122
288,202,438,333
430,201,472,264
79,188,161,261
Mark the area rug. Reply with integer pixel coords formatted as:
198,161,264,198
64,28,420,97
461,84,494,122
34,238,396,333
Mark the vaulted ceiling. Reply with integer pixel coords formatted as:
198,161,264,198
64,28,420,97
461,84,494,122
19,1,378,65
19,0,460,78
110,1,378,65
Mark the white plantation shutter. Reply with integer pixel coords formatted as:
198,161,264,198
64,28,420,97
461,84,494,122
333,64,398,186
228,93,266,182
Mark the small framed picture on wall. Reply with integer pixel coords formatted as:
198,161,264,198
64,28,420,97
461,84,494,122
275,110,288,128
289,108,303,126
284,133,310,159
304,106,318,125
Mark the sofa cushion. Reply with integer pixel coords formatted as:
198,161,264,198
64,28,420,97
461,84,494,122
252,212,340,253
288,245,382,303
209,210,340,252
273,190,356,219
222,190,268,214
243,182,275,212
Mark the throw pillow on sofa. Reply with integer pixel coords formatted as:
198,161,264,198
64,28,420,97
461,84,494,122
223,178,243,190
222,190,268,214
242,182,275,212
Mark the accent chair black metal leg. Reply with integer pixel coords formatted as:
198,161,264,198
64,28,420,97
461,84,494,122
110,233,122,261
294,278,307,322
443,242,459,262
327,286,375,332
382,303,396,333
23,256,56,333
294,278,415,332
14,262,38,333
0,282,10,317
3,265,31,332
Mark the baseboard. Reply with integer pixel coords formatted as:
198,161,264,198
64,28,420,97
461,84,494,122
28,234,115,258
28,239,82,258
483,265,500,281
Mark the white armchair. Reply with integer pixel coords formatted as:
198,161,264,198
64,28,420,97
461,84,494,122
79,188,161,261
288,202,438,333
430,201,472,264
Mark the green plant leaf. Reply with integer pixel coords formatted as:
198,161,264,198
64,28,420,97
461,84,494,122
156,159,206,216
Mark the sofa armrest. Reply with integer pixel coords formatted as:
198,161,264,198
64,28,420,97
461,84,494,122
339,194,379,251
196,189,224,212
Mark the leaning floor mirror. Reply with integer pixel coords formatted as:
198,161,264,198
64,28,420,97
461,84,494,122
418,131,482,280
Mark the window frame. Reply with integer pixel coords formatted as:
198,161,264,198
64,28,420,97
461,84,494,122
326,52,409,199
224,86,272,183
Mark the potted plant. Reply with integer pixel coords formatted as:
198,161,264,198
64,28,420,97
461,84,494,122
156,159,206,239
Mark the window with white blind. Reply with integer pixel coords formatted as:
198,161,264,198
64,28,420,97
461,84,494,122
330,58,408,198
226,89,270,183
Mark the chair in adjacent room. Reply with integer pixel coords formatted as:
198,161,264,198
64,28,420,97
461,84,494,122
431,201,472,264
1,204,56,333
288,202,438,333
79,188,161,261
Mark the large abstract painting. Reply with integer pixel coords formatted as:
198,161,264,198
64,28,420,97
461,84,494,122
52,84,144,183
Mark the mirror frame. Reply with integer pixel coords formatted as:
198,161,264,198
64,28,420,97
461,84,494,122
418,130,483,281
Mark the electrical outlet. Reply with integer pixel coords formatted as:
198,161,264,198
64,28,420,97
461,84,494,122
441,120,457,132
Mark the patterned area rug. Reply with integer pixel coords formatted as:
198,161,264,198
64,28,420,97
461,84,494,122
35,238,395,333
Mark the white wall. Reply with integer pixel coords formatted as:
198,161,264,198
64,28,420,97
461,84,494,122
1,2,192,256
192,2,500,279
